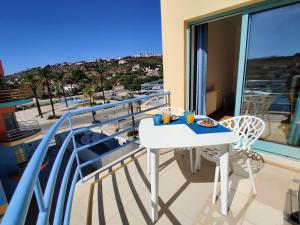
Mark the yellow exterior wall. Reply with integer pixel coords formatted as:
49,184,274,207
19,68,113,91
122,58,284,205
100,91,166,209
160,0,264,109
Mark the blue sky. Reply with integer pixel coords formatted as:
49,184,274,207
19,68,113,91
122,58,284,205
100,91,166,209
248,2,300,59
0,0,162,75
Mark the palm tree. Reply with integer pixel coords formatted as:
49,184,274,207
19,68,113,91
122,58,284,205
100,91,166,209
38,65,56,117
72,69,88,91
95,67,106,104
54,79,61,101
23,71,43,118
82,86,97,123
53,72,68,108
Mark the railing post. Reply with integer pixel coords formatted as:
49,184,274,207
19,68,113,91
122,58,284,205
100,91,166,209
115,105,120,132
67,116,84,183
129,102,136,137
34,179,46,212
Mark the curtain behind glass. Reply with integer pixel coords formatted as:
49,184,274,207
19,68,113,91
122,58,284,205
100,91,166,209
195,24,208,115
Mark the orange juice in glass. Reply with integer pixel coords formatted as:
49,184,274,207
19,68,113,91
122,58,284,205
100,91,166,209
186,113,195,124
163,114,171,124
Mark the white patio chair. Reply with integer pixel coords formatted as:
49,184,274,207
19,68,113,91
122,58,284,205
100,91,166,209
147,106,185,174
192,115,265,203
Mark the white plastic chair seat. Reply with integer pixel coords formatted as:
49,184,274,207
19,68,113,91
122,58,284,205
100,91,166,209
201,147,222,163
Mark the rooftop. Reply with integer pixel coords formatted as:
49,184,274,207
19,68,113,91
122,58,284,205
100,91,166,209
70,148,299,225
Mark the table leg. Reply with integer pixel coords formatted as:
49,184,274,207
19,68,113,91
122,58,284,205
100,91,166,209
189,148,194,173
220,151,229,215
147,148,150,175
195,147,202,171
150,149,159,222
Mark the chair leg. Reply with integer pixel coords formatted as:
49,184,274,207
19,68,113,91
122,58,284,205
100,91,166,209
189,148,194,173
212,165,220,204
246,158,257,195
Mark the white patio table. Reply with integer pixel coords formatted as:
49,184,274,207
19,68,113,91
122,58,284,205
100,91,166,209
139,115,240,222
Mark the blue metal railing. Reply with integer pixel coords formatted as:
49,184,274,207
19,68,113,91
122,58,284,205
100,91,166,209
1,91,170,225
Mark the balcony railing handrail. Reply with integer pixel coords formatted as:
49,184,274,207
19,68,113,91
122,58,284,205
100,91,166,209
1,91,170,225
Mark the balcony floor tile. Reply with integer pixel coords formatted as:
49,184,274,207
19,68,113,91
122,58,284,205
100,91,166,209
70,149,298,225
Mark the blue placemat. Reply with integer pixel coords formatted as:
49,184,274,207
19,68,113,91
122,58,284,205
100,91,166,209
155,116,231,134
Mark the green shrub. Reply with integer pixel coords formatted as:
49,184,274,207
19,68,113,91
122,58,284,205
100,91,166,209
127,130,139,137
47,115,61,120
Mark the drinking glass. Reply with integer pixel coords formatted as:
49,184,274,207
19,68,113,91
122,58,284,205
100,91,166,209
153,114,162,125
163,114,171,124
184,111,189,121
186,113,195,124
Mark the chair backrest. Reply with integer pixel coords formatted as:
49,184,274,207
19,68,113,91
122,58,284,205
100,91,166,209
160,107,184,116
221,115,265,151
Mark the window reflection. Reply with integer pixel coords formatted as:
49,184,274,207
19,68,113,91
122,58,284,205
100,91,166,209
242,3,300,147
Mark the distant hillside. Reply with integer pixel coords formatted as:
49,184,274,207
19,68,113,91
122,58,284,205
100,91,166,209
246,53,300,81
245,53,300,94
5,55,163,86
3,55,163,97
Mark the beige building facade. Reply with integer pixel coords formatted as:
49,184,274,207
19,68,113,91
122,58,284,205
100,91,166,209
160,0,263,108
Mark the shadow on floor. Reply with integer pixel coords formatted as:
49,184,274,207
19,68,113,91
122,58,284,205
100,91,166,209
88,149,266,225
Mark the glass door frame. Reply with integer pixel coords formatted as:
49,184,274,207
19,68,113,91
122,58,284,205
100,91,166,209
186,0,300,160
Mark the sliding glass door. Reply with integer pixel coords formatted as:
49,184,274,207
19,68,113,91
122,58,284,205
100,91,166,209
238,2,300,157
187,1,300,158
